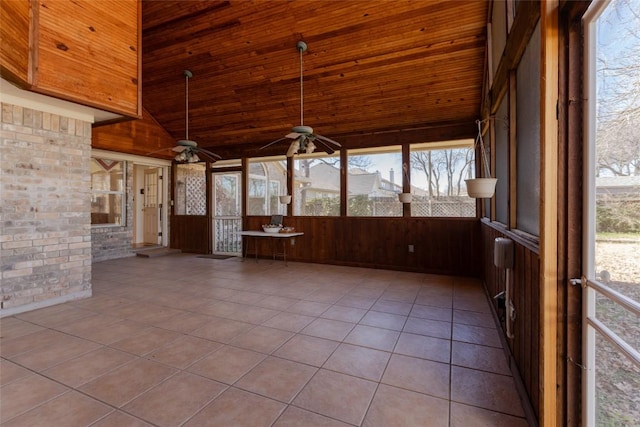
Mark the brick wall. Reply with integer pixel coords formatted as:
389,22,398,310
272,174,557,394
0,103,92,316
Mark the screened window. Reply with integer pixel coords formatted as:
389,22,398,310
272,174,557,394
248,158,287,216
175,163,206,215
347,147,403,217
409,141,476,217
494,98,510,224
516,22,541,235
293,153,340,216
91,158,125,225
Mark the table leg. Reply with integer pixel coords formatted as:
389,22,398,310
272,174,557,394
283,238,288,266
254,237,259,262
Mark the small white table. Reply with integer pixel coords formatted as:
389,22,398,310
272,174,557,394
238,231,304,265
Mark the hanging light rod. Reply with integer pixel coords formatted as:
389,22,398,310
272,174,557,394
259,40,342,156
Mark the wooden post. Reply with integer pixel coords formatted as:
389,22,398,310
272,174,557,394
539,1,559,425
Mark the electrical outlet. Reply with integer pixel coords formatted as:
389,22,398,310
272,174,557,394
408,244,414,253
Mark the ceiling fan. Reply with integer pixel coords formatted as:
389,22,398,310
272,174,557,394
149,70,221,163
261,41,342,157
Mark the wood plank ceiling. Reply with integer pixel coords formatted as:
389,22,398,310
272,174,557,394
142,0,488,158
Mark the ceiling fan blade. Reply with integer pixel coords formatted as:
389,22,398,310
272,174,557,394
196,151,219,163
145,147,173,155
259,136,288,150
313,138,335,155
172,146,187,153
197,147,222,160
285,132,301,139
315,134,342,147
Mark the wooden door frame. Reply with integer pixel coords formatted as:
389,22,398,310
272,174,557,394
557,1,591,426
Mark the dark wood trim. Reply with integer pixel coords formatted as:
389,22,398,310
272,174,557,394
481,218,540,253
209,166,242,174
402,144,411,217
205,161,212,254
241,158,248,230
557,2,590,425
489,117,497,220
286,157,293,217
508,70,517,229
340,149,348,217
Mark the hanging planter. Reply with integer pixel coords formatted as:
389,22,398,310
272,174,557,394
279,195,292,204
466,119,497,198
398,162,412,203
398,193,412,203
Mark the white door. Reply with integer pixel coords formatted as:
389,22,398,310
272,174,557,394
212,172,242,255
583,2,640,425
143,168,160,245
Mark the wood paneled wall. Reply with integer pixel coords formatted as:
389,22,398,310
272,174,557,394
1,0,141,118
243,216,481,276
0,0,30,84
92,108,175,157
481,221,540,421
170,216,209,254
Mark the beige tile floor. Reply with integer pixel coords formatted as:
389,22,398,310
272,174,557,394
0,255,531,427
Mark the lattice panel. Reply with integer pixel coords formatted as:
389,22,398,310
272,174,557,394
186,175,206,215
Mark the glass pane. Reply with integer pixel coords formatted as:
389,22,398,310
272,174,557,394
347,148,402,217
594,331,640,426
494,97,509,223
591,1,640,425
409,142,476,217
516,23,541,235
593,0,640,369
214,175,239,217
91,194,123,225
213,172,242,255
175,163,206,215
293,154,341,216
91,158,123,191
248,158,287,216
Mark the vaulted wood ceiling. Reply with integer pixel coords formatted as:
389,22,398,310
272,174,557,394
142,0,488,157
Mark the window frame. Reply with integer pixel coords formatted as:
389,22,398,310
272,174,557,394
90,157,126,227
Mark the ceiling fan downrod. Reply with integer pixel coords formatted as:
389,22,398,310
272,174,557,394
297,41,307,127
182,69,193,143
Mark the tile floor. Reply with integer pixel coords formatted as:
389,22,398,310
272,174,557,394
0,255,530,426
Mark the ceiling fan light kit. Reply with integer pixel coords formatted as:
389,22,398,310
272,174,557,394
260,41,342,157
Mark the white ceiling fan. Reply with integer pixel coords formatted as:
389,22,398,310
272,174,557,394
261,41,342,156
149,70,221,163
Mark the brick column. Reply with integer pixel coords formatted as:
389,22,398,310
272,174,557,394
1,103,92,316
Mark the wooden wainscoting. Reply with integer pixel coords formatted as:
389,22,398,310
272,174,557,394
244,216,481,276
481,221,540,420
170,215,209,254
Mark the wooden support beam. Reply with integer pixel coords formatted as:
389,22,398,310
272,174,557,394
508,71,517,229
402,144,411,217
539,1,559,426
340,149,348,217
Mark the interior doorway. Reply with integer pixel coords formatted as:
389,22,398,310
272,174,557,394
133,164,166,247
